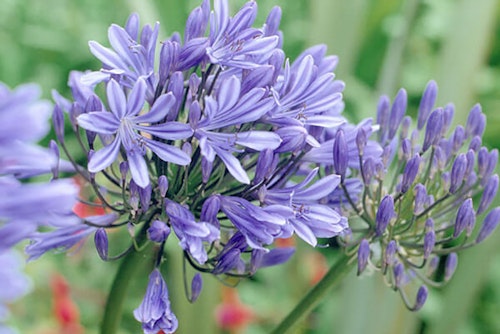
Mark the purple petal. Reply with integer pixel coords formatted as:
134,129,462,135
127,149,149,188
133,93,176,124
144,138,191,166
136,122,193,140
126,78,147,117
88,136,121,172
77,112,119,134
106,80,127,119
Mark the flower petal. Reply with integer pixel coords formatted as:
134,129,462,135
88,136,121,172
127,149,150,188
77,112,119,134
106,80,127,119
133,93,176,124
144,138,191,166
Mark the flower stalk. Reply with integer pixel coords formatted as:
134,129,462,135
271,253,354,334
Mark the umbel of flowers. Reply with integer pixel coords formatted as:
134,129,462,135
0,0,499,333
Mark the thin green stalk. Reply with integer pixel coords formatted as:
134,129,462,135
271,253,355,334
100,227,152,334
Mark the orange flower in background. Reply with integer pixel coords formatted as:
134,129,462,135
215,286,255,334
50,273,83,334
72,176,106,218
305,252,328,286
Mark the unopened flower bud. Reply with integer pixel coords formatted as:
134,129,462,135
453,199,475,238
423,231,435,259
476,207,500,243
444,253,458,281
393,262,405,288
190,273,203,303
417,80,438,130
413,285,428,311
388,89,407,140
477,175,499,215
375,195,395,236
449,153,467,193
333,129,348,180
422,108,444,152
401,154,421,194
94,228,109,261
384,240,397,267
357,239,370,275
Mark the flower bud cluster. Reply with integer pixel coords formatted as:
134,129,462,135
347,81,500,310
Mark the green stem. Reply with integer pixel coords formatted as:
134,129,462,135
99,244,150,334
271,253,355,334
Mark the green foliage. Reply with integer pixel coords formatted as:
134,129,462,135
3,0,500,333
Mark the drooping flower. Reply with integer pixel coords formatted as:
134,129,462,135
134,269,178,334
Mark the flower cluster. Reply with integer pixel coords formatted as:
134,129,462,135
0,83,80,331
1,0,499,332
343,82,500,310
46,1,354,332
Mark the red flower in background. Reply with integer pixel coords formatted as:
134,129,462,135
215,286,255,334
50,273,83,334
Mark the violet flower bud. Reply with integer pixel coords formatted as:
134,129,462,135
393,262,405,288
453,198,475,238
375,195,395,236
119,161,129,182
465,104,486,138
413,285,428,311
449,153,467,193
147,220,171,243
275,126,308,153
190,273,203,303
94,228,108,261
400,116,412,140
477,174,499,215
49,140,60,179
52,104,65,143
357,239,370,275
417,80,438,130
423,230,435,259
451,125,465,154
442,103,455,135
422,108,444,152
469,135,482,152
401,154,421,194
476,207,500,243
413,183,427,215
139,184,152,212
254,149,277,184
333,129,348,180
158,175,169,198
444,253,458,281
388,89,407,140
356,127,367,155
384,240,397,267
376,95,391,142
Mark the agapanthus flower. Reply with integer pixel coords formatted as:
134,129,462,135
77,78,192,187
134,269,178,334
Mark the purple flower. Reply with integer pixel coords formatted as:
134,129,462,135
207,0,279,68
192,76,281,183
417,80,438,130
262,168,348,246
0,250,32,329
25,223,97,261
84,14,160,102
134,269,178,334
77,79,193,188
94,228,109,261
147,220,171,243
165,201,219,264
217,195,287,249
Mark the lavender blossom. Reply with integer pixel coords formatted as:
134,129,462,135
77,79,192,187
134,269,178,334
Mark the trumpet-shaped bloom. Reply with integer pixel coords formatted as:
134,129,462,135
134,269,178,334
77,79,193,188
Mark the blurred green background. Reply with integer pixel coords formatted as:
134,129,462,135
2,0,500,333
